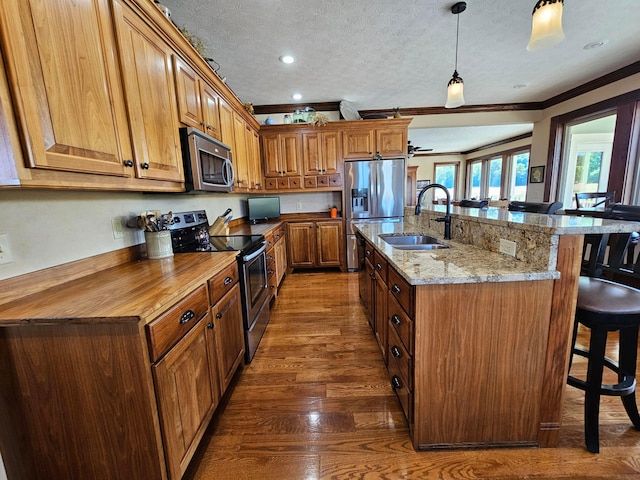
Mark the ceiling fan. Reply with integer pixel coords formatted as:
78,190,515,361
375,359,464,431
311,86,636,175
407,141,433,155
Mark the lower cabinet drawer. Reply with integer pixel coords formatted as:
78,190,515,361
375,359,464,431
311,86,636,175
387,267,415,318
388,293,414,354
147,285,209,362
388,324,413,391
208,262,239,306
388,359,413,423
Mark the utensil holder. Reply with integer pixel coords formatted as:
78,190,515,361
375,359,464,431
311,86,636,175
144,231,173,259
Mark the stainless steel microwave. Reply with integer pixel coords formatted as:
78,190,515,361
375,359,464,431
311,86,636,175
180,127,235,193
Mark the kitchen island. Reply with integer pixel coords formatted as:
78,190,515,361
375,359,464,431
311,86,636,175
355,206,640,450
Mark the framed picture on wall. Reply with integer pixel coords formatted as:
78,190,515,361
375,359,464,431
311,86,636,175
529,166,545,184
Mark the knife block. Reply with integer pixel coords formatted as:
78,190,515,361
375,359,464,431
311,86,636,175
208,216,229,236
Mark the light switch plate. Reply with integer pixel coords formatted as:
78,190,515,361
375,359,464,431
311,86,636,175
112,217,124,239
0,233,13,264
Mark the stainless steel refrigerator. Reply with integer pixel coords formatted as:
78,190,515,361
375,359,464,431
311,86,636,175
345,158,405,270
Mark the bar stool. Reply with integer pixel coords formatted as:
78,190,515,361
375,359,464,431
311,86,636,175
568,233,640,453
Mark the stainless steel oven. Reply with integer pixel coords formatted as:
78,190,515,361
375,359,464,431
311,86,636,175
169,210,271,362
239,242,271,362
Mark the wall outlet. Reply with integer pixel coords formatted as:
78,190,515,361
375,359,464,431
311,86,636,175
499,238,517,257
0,233,13,265
112,217,124,239
296,201,302,210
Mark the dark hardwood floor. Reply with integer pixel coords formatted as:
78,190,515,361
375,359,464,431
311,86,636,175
186,271,640,480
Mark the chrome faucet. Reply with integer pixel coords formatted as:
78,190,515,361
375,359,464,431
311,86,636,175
415,183,451,240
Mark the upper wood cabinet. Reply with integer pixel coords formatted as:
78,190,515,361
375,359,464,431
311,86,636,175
302,130,342,175
262,133,303,177
174,55,221,140
343,123,408,159
0,0,133,177
113,0,183,183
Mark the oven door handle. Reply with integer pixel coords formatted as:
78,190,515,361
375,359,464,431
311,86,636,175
242,241,267,262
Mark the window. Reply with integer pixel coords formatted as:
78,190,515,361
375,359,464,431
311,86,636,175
465,149,530,201
545,91,640,206
433,163,458,200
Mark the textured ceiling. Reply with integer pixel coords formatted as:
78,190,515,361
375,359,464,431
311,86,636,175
159,0,640,151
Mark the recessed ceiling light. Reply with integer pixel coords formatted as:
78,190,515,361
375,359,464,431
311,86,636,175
292,93,302,100
583,40,608,50
280,55,296,64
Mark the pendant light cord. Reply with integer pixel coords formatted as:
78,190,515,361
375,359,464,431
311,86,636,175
454,13,460,71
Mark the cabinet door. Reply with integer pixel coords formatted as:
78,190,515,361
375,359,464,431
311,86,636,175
316,221,343,268
262,133,281,177
246,123,261,190
280,133,302,176
376,127,407,158
364,256,375,329
153,315,219,480
275,236,287,285
343,129,375,159
302,132,321,175
0,0,132,177
174,55,203,130
218,97,235,151
113,0,183,182
321,131,342,174
232,111,250,190
200,82,221,140
374,272,388,363
287,222,316,268
212,283,244,393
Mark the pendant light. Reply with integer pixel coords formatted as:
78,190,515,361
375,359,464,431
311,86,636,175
527,0,565,51
445,2,467,109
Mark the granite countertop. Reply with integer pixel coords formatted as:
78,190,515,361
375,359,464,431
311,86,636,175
355,221,560,286
433,205,640,235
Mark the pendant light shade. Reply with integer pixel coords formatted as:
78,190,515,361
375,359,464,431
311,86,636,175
445,2,466,109
527,0,565,51
445,71,465,109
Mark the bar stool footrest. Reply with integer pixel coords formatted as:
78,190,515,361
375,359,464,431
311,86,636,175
569,347,637,396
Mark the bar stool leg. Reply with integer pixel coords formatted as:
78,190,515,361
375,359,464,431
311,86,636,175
619,326,640,429
585,325,608,453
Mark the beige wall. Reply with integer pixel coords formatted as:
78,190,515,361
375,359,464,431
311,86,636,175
0,189,338,280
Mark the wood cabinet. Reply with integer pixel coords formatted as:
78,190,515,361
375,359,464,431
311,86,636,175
358,240,557,450
211,283,244,392
227,109,261,192
406,165,418,206
266,224,288,298
0,253,244,479
343,122,408,159
262,133,303,178
287,220,345,272
174,55,221,139
112,0,184,183
0,0,132,177
302,131,342,175
152,314,219,480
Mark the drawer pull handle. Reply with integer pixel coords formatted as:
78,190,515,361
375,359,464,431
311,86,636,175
391,375,402,390
179,310,195,324
391,284,401,294
365,250,372,256
223,276,233,285
391,346,402,358
216,313,222,319
391,314,401,326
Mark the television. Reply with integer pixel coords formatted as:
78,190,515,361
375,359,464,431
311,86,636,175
247,196,281,223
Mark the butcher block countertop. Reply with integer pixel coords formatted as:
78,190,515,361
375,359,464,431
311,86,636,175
0,251,238,326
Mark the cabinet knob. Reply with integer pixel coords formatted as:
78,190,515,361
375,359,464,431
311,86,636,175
376,263,382,271
224,277,233,285
391,314,401,326
207,322,213,329
216,313,222,319
200,121,205,126
391,284,401,294
123,159,134,167
391,375,402,390
141,162,150,170
206,124,212,130
391,345,402,358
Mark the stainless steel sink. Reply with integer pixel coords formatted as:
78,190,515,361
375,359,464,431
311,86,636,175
379,233,450,250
